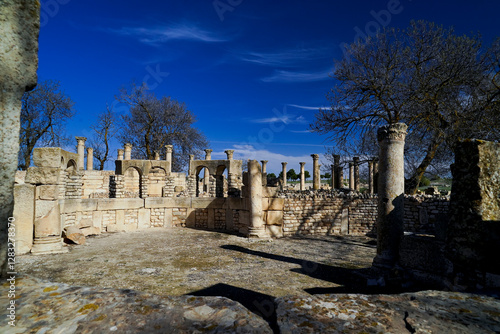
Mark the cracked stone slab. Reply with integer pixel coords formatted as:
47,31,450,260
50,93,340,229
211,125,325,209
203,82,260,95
276,290,500,333
0,276,272,333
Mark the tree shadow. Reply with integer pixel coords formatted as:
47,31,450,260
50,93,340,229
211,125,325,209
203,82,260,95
221,244,435,295
186,283,279,333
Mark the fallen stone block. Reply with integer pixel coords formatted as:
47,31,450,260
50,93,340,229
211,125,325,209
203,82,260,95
64,226,85,245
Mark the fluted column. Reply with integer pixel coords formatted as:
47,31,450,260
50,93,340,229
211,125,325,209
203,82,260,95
373,123,407,270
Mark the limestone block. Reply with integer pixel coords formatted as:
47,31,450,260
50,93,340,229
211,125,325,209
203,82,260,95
25,167,61,185
266,211,283,226
92,211,103,230
64,226,85,245
164,208,173,228
227,198,246,210
80,226,100,236
185,208,195,228
34,201,61,237
144,197,176,208
267,225,283,238
77,218,93,229
15,170,26,184
59,199,98,213
36,185,59,200
32,147,64,168
138,208,151,229
13,184,35,254
262,198,269,211
207,209,215,229
340,208,349,235
97,198,144,211
191,198,225,209
268,198,284,211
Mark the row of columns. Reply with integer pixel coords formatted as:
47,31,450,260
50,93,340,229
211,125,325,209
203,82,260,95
332,155,379,194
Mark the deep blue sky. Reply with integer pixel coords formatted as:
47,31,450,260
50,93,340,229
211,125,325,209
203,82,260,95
38,0,500,174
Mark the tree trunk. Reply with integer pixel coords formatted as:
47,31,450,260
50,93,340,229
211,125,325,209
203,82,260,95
406,132,444,194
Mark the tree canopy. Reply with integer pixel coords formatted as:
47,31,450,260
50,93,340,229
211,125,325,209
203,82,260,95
19,80,75,169
311,21,500,193
118,82,208,172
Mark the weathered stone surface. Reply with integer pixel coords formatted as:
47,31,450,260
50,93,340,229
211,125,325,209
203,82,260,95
447,139,500,287
97,198,144,210
25,167,61,185
81,226,100,236
276,291,500,333
34,201,60,237
65,226,86,245
36,184,59,200
32,147,79,168
0,276,272,333
13,184,35,254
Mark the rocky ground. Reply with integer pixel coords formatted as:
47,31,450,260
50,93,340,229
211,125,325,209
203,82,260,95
3,228,499,333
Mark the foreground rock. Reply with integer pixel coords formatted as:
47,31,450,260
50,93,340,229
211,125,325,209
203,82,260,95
0,276,272,333
276,291,500,333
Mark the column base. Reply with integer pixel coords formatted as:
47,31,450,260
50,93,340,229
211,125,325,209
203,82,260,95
31,236,67,255
247,227,269,239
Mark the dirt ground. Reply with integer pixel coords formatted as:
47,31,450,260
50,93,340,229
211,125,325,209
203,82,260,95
17,228,378,299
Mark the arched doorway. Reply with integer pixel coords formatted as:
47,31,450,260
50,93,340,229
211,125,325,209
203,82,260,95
124,166,141,198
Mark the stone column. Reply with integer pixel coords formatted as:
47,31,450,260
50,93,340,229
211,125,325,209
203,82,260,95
368,160,374,194
225,150,234,160
330,164,335,188
76,137,87,170
165,145,173,174
247,160,267,238
188,154,194,175
0,0,40,275
117,149,124,161
373,123,407,270
124,143,132,160
154,151,160,160
86,147,93,170
299,162,306,191
334,155,341,189
312,154,320,190
353,156,360,191
281,162,287,188
204,149,212,160
373,158,379,194
261,160,268,174
348,162,354,189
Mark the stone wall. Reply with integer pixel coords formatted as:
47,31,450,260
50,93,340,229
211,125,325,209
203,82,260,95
82,170,115,198
275,190,448,237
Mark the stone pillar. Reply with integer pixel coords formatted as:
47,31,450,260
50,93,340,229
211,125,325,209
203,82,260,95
140,175,148,198
368,160,374,194
261,160,268,174
86,147,93,170
165,145,173,174
330,164,335,188
188,154,194,175
204,149,212,160
299,162,306,191
76,137,86,170
348,162,354,190
225,150,234,160
312,154,320,190
373,158,379,194
117,149,124,161
334,155,342,189
124,143,132,160
353,156,360,191
247,160,267,238
281,162,287,188
373,123,407,269
0,0,40,274
154,151,160,160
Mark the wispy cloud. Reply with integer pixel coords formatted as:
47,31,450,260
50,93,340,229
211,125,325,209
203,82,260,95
290,130,312,134
287,104,327,111
251,114,307,125
261,68,332,83
236,47,330,67
107,24,228,45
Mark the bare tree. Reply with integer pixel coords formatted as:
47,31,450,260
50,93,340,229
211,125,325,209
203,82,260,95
88,104,117,170
312,21,500,194
117,82,208,171
19,80,75,169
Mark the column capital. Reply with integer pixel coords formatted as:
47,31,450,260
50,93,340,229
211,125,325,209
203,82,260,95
189,154,194,160
299,162,306,166
281,162,287,167
165,145,173,153
311,154,319,160
333,154,340,164
260,160,268,164
377,123,407,142
124,143,132,149
224,149,234,160
75,136,87,144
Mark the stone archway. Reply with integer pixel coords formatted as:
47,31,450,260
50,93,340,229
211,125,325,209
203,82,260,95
195,165,210,197
124,166,141,198
215,165,228,198
147,167,166,197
